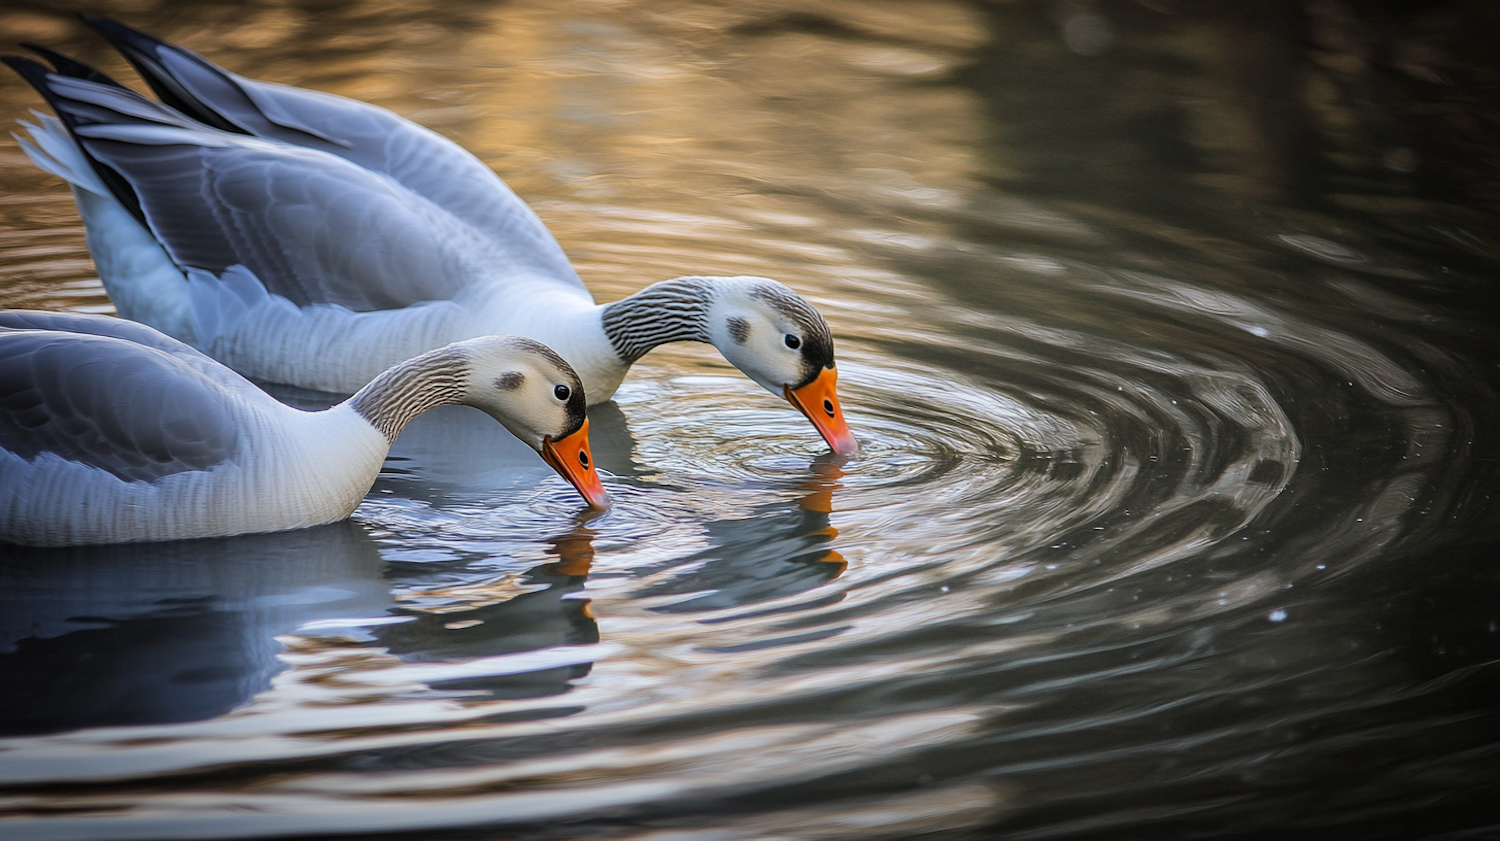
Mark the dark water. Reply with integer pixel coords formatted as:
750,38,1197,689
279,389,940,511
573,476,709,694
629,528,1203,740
2,2,1499,839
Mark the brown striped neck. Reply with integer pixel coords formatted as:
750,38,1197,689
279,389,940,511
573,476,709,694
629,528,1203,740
347,345,469,442
600,277,714,364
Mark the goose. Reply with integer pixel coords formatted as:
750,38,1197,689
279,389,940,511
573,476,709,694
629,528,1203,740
4,19,858,456
0,310,607,547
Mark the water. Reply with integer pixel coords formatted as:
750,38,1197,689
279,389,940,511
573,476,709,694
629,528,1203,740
3,2,1499,838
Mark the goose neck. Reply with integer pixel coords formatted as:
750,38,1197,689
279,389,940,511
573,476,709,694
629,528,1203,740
600,277,715,364
347,346,468,441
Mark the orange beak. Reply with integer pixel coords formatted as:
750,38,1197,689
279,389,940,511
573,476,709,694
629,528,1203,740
784,366,858,456
540,418,610,509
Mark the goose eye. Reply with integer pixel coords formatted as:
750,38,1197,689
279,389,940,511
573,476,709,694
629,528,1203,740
784,334,801,350
579,450,590,469
554,384,571,401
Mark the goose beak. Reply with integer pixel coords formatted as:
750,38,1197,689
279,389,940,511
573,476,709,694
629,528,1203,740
785,367,859,456
540,419,610,509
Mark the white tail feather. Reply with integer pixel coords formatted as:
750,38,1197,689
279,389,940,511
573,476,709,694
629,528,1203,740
13,114,109,196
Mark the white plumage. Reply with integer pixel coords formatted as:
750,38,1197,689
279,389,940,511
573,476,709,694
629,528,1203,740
0,311,606,547
5,21,857,455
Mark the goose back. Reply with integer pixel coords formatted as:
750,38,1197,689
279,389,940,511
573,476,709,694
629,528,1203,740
83,18,587,293
0,314,387,546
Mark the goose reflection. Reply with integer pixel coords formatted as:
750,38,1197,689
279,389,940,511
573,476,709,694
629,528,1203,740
371,524,600,702
0,521,390,736
359,452,849,705
637,456,848,614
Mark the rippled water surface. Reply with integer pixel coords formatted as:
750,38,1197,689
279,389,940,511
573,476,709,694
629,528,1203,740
3,2,1500,838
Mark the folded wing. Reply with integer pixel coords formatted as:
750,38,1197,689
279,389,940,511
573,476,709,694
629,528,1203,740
0,325,241,482
84,17,586,292
9,60,472,311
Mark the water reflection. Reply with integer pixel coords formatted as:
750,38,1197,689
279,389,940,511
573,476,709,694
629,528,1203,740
0,522,389,736
637,456,847,620
0,518,613,736
375,526,601,703
1,0,1499,839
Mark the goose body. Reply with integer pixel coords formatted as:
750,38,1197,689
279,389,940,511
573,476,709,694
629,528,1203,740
5,20,857,455
0,310,605,547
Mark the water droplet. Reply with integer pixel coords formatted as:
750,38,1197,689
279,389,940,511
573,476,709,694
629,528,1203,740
1269,609,1288,622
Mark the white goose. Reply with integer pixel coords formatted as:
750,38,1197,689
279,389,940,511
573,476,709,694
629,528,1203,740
0,310,607,547
5,20,857,455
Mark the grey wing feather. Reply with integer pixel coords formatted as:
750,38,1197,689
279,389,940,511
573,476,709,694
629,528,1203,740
33,71,560,311
0,329,242,481
78,126,468,311
89,19,587,292
237,84,585,289
0,310,263,397
21,69,466,311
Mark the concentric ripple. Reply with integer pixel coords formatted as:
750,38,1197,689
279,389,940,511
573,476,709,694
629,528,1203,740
2,200,1481,841
2,205,1477,841
3,4,1498,837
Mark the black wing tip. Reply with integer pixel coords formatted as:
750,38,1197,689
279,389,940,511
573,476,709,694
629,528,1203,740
80,16,151,43
2,57,79,133
2,53,54,92
81,16,166,68
3,54,83,120
1,51,151,229
83,16,180,64
78,15,247,134
18,43,124,87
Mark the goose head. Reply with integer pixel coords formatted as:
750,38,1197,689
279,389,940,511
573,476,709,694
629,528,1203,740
705,277,858,456
355,335,609,508
460,336,610,509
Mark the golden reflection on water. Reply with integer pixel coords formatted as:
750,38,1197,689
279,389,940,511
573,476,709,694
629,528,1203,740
4,3,1498,838
0,0,988,320
0,0,981,800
